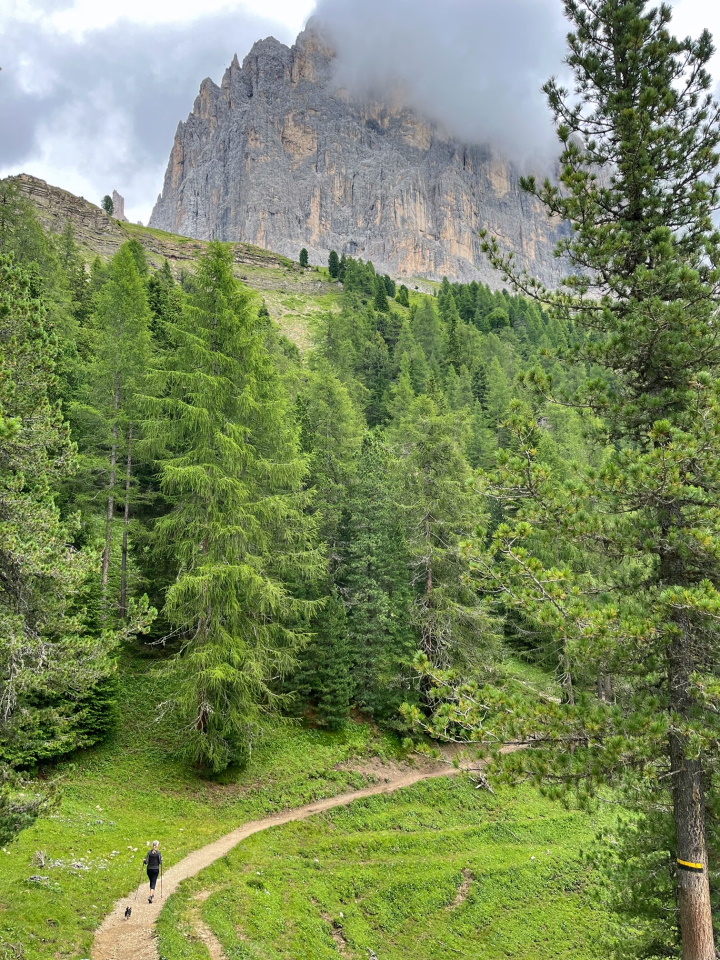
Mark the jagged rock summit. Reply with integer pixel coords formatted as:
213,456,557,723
150,22,565,285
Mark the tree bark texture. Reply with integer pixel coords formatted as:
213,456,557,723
667,606,715,960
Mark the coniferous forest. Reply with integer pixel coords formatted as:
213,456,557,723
1,2,719,959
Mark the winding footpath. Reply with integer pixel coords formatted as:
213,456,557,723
91,762,466,960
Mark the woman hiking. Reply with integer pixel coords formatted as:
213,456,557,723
143,840,162,903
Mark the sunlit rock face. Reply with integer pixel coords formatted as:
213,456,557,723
150,24,566,285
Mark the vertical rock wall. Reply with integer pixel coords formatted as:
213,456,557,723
150,25,565,285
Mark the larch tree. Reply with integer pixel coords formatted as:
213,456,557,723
389,393,498,672
90,243,153,617
148,242,320,772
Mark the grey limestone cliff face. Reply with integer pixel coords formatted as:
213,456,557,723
150,25,565,285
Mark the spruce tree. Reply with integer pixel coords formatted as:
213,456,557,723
0,255,115,830
411,298,445,366
483,355,513,428
292,362,365,725
389,394,498,670
299,248,309,268
299,362,364,554
328,250,340,279
148,242,319,772
294,590,354,729
396,284,410,308
393,322,430,395
373,276,390,313
342,434,417,722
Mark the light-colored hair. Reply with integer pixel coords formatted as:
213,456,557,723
152,841,160,848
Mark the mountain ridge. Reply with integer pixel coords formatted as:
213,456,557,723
149,23,567,286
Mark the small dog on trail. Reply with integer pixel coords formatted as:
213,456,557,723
124,906,132,920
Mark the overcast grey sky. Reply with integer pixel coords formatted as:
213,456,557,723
1,0,719,225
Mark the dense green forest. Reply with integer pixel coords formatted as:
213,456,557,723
1,178,581,764
1,1,719,957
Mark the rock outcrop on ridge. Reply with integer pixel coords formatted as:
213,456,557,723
150,23,566,285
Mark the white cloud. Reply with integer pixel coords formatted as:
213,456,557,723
0,4,312,223
4,0,316,37
1,0,719,227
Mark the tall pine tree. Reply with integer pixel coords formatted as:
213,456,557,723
341,434,417,723
452,3,720,955
90,243,153,617
389,393,498,670
0,255,116,831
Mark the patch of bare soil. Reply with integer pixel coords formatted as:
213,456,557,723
447,868,474,911
189,897,227,960
336,744,471,783
321,912,353,958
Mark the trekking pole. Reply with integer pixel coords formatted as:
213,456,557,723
160,863,163,899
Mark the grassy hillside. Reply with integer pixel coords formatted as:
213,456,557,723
0,662,401,960
11,174,352,352
0,655,617,960
157,777,613,960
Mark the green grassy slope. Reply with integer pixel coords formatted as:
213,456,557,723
12,174,346,353
157,777,613,960
0,663,400,960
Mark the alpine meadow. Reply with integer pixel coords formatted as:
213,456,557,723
0,1,719,959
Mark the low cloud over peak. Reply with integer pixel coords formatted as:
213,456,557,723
313,0,569,168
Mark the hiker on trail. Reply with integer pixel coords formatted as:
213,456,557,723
143,841,162,903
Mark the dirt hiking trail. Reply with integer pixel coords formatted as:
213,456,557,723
92,759,470,960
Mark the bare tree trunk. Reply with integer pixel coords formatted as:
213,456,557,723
561,640,575,706
421,512,434,659
668,621,715,960
120,426,133,619
101,380,121,607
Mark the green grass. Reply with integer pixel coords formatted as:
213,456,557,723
156,777,615,960
120,221,197,244
0,662,402,960
503,656,564,699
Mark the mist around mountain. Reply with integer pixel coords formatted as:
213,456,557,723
149,21,568,286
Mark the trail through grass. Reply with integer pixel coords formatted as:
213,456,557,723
157,777,614,960
0,662,400,960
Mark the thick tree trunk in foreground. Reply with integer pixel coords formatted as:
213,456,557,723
668,615,715,960
670,734,715,960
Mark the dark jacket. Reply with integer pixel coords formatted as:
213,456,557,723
144,849,162,870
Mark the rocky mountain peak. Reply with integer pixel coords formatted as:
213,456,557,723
149,25,565,285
